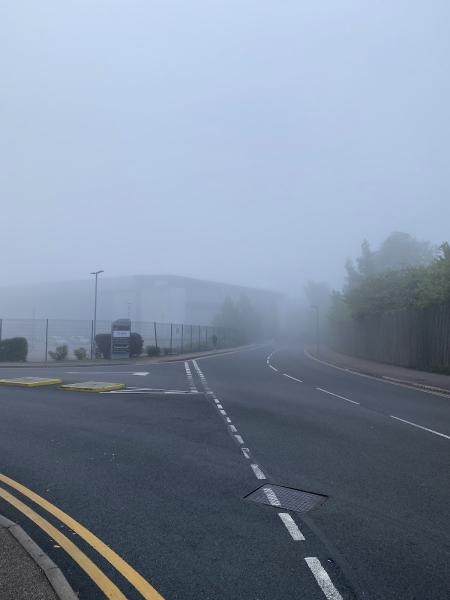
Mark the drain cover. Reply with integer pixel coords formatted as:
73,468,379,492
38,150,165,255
245,484,327,513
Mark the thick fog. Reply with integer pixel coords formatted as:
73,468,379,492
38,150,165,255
1,0,450,295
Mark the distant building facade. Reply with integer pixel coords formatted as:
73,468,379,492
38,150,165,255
0,274,281,328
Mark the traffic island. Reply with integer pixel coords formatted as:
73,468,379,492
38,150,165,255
60,381,125,392
0,377,63,387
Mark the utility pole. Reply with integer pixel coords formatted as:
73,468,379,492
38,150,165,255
90,270,104,359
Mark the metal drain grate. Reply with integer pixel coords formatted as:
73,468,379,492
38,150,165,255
245,484,327,513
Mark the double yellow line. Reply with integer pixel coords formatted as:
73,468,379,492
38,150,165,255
0,474,164,599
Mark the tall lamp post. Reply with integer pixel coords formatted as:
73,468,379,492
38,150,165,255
311,304,320,356
90,270,104,359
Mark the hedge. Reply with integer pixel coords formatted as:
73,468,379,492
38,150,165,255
0,337,28,361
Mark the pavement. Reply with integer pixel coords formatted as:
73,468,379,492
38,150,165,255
308,346,450,394
0,343,448,599
0,515,67,600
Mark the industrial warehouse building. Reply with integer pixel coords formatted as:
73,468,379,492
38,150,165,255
0,274,281,327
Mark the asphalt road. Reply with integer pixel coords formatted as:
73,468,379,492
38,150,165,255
0,345,448,599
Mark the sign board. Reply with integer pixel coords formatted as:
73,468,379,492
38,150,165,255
111,319,131,359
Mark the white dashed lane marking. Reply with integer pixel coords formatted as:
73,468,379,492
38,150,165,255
250,464,266,479
193,355,347,600
305,557,343,600
241,448,250,459
278,513,305,541
316,387,359,405
283,373,303,383
390,415,450,440
263,486,281,506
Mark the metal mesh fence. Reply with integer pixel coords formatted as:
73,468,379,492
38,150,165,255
0,318,235,362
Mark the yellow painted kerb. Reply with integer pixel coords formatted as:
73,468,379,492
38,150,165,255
60,381,125,392
0,377,62,387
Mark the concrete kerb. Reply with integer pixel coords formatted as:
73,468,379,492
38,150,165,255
0,514,78,600
305,348,450,399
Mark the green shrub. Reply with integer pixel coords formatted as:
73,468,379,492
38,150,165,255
130,332,143,357
74,347,87,360
145,345,160,357
48,344,68,361
0,337,28,361
95,333,111,359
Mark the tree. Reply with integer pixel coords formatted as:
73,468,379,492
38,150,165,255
374,232,435,272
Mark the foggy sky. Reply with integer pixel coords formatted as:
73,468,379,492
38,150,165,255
1,1,450,294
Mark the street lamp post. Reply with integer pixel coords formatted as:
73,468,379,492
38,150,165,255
311,304,320,356
90,270,104,359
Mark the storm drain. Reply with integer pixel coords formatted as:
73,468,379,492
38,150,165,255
245,484,327,514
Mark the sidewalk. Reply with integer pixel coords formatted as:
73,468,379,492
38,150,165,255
0,515,76,600
310,347,450,395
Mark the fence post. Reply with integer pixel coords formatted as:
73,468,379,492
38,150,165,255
206,327,208,347
90,320,94,359
44,319,49,361
198,325,201,350
154,321,158,350
170,323,173,354
0,318,2,344
190,325,193,351
181,324,184,354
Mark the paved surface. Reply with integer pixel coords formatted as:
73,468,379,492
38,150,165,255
0,526,57,600
0,344,448,599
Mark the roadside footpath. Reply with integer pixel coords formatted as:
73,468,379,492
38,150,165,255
0,515,76,600
308,346,450,395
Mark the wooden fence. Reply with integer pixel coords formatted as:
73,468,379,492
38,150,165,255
329,303,450,373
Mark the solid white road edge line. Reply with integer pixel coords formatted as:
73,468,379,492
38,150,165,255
283,373,303,383
278,513,305,541
390,415,450,440
316,387,360,405
250,464,266,479
305,557,343,600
